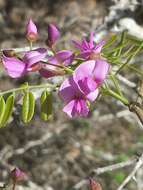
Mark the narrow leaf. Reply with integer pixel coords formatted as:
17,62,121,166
21,91,35,124
40,90,52,121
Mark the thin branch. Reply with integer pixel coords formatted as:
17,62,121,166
73,158,137,190
117,154,143,190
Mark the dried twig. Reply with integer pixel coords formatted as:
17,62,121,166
73,158,137,190
117,154,143,190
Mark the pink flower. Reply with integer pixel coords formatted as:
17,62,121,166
11,168,26,182
39,50,74,78
73,60,110,96
72,32,105,60
59,60,110,117
46,24,60,47
2,48,47,78
59,76,92,117
26,19,38,42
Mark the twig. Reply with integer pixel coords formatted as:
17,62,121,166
73,158,137,189
117,154,143,190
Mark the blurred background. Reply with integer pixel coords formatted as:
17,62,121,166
0,0,143,189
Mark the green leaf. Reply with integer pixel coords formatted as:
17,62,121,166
21,91,35,124
103,34,117,49
0,96,6,127
40,90,52,121
0,94,14,127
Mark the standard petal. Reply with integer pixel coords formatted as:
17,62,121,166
74,60,96,81
86,88,99,102
93,59,110,84
23,48,47,67
73,60,97,93
63,100,76,118
2,56,26,78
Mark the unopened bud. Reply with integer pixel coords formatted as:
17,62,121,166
11,168,26,182
26,19,38,42
89,178,102,190
46,24,60,48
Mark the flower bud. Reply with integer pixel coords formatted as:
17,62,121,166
26,19,38,42
11,168,26,182
89,178,102,190
46,24,60,48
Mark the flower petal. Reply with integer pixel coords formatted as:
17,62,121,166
47,24,60,46
73,60,97,93
72,40,82,50
93,59,110,84
59,76,78,103
39,64,64,78
77,51,91,59
2,56,26,78
89,32,94,49
23,48,47,67
63,100,76,118
94,40,105,54
49,50,74,66
79,99,89,117
26,18,38,35
86,88,99,102
74,60,96,81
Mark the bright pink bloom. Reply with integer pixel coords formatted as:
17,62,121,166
11,167,26,182
39,50,74,78
2,48,47,78
73,60,110,95
26,19,38,42
46,24,60,47
59,60,110,117
72,32,105,60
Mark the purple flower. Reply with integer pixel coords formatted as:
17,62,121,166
11,168,26,182
72,32,105,60
2,48,47,78
26,19,38,42
46,24,60,48
59,60,110,118
59,76,93,118
39,50,74,78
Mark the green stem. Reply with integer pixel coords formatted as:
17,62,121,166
106,89,129,105
29,41,33,50
109,74,123,96
0,83,57,96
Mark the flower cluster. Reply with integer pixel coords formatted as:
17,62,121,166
1,19,110,118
